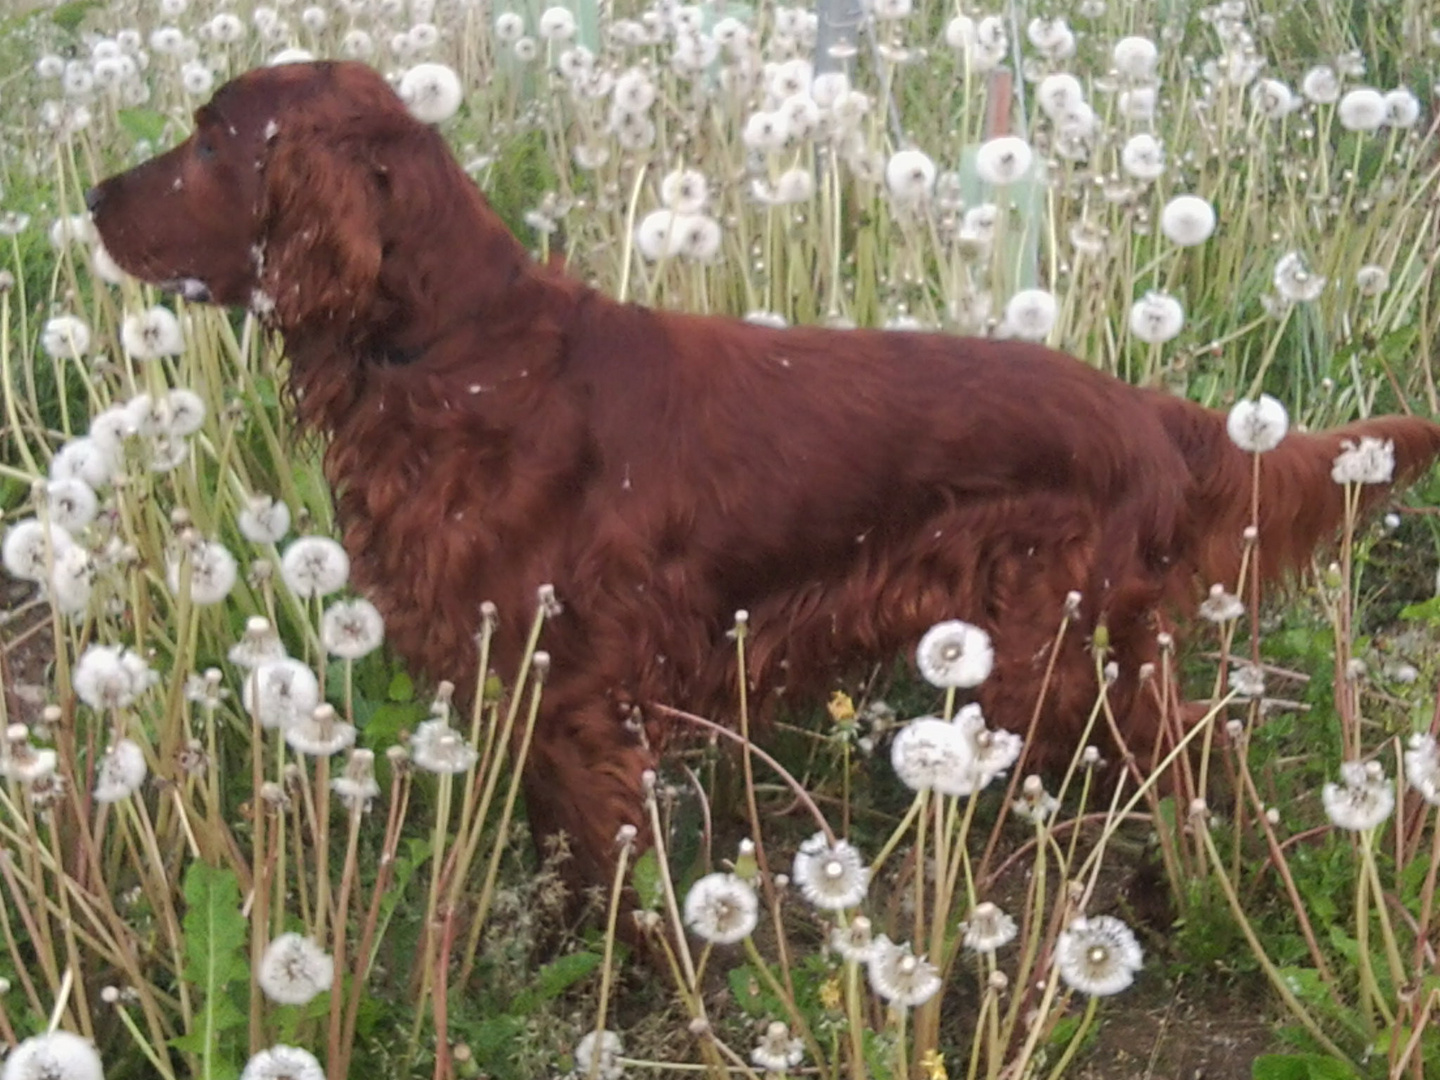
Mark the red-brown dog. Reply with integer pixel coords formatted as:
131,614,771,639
90,61,1440,886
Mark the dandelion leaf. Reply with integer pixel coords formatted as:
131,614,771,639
173,863,247,1075
510,950,602,1012
1251,1053,1359,1080
49,0,101,33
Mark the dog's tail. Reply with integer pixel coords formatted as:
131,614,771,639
1150,394,1440,589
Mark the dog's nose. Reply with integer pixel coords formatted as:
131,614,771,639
84,186,104,214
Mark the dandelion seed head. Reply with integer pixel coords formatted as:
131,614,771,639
683,872,758,944
1225,394,1289,452
1055,914,1143,996
1159,194,1216,246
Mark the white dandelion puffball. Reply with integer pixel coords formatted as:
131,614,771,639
1337,87,1387,132
258,933,334,1005
1055,914,1144,996
1322,760,1395,831
1,1030,104,1080
1111,36,1158,80
1003,288,1059,341
167,539,238,606
1225,395,1289,453
121,305,185,360
94,738,149,802
1159,195,1216,247
635,209,682,261
1128,292,1185,344
1036,72,1084,119
915,619,993,688
399,62,462,123
494,11,525,42
1119,133,1164,181
866,936,942,1007
1331,436,1395,485
1300,65,1341,104
1355,264,1390,297
239,493,292,545
51,436,116,490
683,872,758,944
884,148,936,204
890,716,975,796
280,536,350,598
1405,734,1440,806
285,703,357,757
1273,251,1326,303
410,717,479,774
962,901,1018,953
791,831,870,910
751,1020,804,1073
321,598,386,659
3,519,73,582
660,167,708,214
241,1045,324,1080
1251,78,1295,118
73,644,153,711
974,136,1033,186
953,703,1023,792
243,658,321,730
574,1031,624,1080
41,313,91,358
1384,88,1421,127
537,5,577,41
44,478,98,532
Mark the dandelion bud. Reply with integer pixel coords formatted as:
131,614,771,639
1242,525,1258,542
1265,807,1280,825
1156,632,1174,651
385,744,411,770
101,985,120,1004
1103,661,1119,684
259,780,288,807
774,873,789,889
1225,718,1245,741
640,768,657,795
537,583,563,617
41,704,62,727
171,507,192,529
1138,662,1155,682
479,600,498,626
734,608,749,627
1022,774,1045,797
988,969,1009,992
1064,590,1082,616
531,650,551,681
1092,622,1110,652
688,1017,713,1038
632,909,663,934
733,837,758,881
1189,798,1209,820
616,823,638,846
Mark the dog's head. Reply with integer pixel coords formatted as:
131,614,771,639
90,61,465,334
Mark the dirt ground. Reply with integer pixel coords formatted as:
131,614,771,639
1077,982,1279,1079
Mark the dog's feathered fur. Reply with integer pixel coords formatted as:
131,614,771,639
91,61,1440,884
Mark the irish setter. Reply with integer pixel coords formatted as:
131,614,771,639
90,61,1440,886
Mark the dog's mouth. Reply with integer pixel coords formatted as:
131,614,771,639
158,278,213,303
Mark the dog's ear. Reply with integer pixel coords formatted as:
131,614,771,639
258,126,384,330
